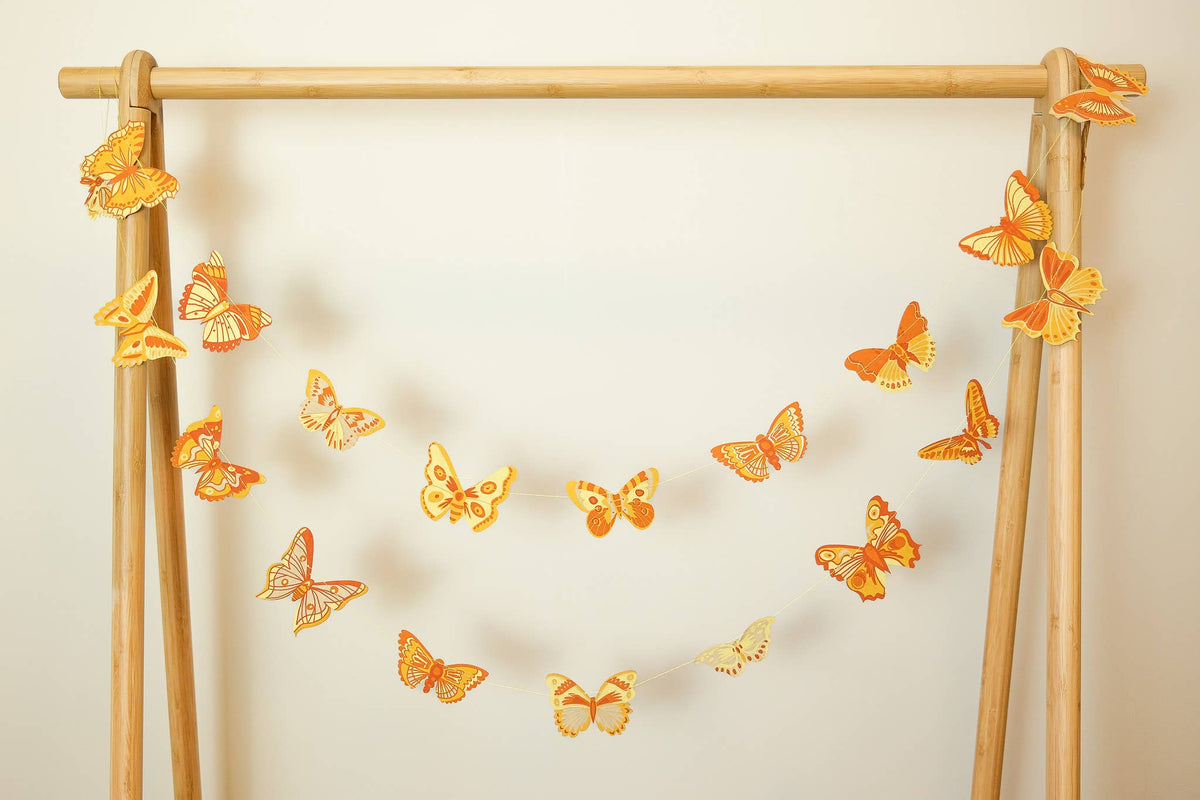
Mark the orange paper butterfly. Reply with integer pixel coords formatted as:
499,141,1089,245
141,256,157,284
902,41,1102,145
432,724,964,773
815,496,920,602
1002,242,1106,345
565,469,659,537
959,170,1054,267
711,402,807,482
918,379,1000,465
298,369,386,451
178,251,272,352
845,301,936,392
1052,56,1148,126
420,443,517,533
546,671,637,737
94,270,189,367
256,527,367,634
170,405,266,501
80,122,179,219
397,630,489,704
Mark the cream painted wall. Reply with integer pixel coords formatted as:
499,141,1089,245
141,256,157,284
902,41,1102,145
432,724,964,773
3,1,1197,798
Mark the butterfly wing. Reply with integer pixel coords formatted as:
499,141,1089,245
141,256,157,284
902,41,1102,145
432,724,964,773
398,631,438,690
113,324,189,367
170,406,223,470
844,347,894,384
79,123,178,218
431,664,489,704
1003,170,1053,243
461,466,518,533
711,441,771,482
298,369,340,432
565,481,619,537
617,469,659,529
420,442,462,523
293,580,367,634
1077,56,1148,96
546,674,596,737
867,496,921,570
735,616,775,664
965,379,1000,440
918,434,980,464
895,301,936,372
592,671,638,735
693,643,745,676
194,460,266,502
815,544,885,601
257,528,315,600
178,254,227,321
327,408,386,451
1052,91,1136,126
95,270,158,328
765,403,808,463
1002,297,1053,340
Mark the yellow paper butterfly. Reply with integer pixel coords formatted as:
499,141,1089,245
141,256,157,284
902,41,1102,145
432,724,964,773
545,671,637,738
565,469,659,537
93,270,189,367
298,369,386,451
693,616,775,676
420,443,517,533
80,122,179,219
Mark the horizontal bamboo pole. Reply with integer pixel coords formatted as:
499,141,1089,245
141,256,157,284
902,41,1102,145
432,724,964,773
59,64,1146,100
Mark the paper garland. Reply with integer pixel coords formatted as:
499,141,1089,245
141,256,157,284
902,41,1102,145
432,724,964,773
546,671,638,737
918,379,1000,465
170,405,266,501
710,402,807,481
845,301,936,392
420,442,517,533
1052,56,1148,127
178,251,273,352
693,616,775,676
1002,242,1106,345
397,630,490,703
93,269,189,367
257,527,368,634
815,496,920,602
80,122,179,219
565,469,659,537
299,369,387,451
959,170,1054,267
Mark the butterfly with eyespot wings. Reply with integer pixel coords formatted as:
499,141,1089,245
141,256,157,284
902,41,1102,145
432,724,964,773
93,270,189,367
565,469,659,537
420,443,517,533
958,170,1054,267
170,405,265,501
1002,242,1106,346
80,122,179,219
545,671,637,737
256,527,367,634
845,301,936,392
815,496,920,602
918,379,1000,465
693,616,775,676
298,369,386,451
711,402,807,482
397,630,488,704
177,251,272,353
1052,56,1148,126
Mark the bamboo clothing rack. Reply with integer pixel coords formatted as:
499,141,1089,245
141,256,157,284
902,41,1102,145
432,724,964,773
60,50,1146,800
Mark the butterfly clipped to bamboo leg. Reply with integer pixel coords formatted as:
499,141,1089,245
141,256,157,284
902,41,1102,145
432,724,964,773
93,270,189,367
1052,55,1148,126
565,469,659,537
545,671,638,737
845,301,936,392
711,402,807,482
815,496,920,602
257,527,367,634
170,405,266,501
79,121,179,219
918,379,1000,465
1002,242,1106,345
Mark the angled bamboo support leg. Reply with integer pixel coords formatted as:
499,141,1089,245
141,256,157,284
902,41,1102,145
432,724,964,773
1042,47,1085,800
144,80,204,799
111,50,156,800
969,109,1050,799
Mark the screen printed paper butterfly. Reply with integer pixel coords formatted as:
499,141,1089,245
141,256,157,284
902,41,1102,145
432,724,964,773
918,379,1000,465
958,170,1053,267
711,402,807,482
170,405,265,501
693,616,775,677
1052,56,1148,126
844,301,936,392
256,527,367,634
93,270,188,367
79,122,179,219
565,469,659,537
178,251,272,353
545,671,637,737
815,496,920,602
397,630,489,704
420,443,517,533
298,369,386,451
1002,242,1106,345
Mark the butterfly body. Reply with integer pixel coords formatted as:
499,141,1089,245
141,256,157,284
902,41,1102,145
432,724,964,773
815,496,920,602
397,631,488,703
94,271,189,367
711,402,807,482
80,122,179,219
845,301,936,392
178,251,272,353
1002,243,1105,345
546,671,637,737
1052,56,1148,126
566,469,658,537
421,443,517,532
958,171,1053,267
170,406,265,501
257,528,367,634
694,616,774,676
298,370,385,451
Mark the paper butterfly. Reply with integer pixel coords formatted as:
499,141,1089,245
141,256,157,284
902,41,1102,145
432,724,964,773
1002,242,1106,346
845,301,936,392
170,405,266,501
80,122,179,219
1052,56,1148,126
93,270,188,367
545,671,637,738
177,251,272,353
918,379,1000,465
298,369,386,451
565,469,659,537
420,443,517,533
711,402,807,482
397,630,489,704
959,170,1054,267
256,527,367,634
815,496,920,602
693,616,775,677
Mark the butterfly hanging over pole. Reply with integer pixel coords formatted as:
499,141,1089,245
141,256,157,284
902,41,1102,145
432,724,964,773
256,527,367,634
420,443,517,533
170,405,266,501
1001,242,1106,345
397,630,489,704
1052,56,1148,126
693,616,775,676
93,270,189,367
298,369,386,451
844,301,936,392
918,379,1000,465
545,671,638,737
565,469,659,537
79,122,179,219
815,496,920,602
711,402,807,482
177,251,273,352
958,170,1054,267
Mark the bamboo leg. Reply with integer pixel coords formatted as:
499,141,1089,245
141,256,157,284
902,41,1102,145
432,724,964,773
144,96,204,798
111,50,157,800
969,109,1050,799
1042,48,1085,800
